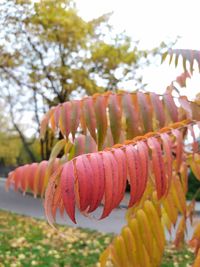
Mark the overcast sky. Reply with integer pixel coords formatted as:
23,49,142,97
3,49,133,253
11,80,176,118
76,0,200,99
77,0,200,49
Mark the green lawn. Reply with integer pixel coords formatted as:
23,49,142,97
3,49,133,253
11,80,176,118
0,210,195,267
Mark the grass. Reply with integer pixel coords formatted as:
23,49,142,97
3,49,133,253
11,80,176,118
0,210,195,267
162,245,194,267
0,210,112,267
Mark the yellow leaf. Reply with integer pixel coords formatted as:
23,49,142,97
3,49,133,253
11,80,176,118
121,226,138,266
136,209,154,260
49,139,66,162
144,201,165,254
99,247,110,267
193,249,200,267
129,218,147,267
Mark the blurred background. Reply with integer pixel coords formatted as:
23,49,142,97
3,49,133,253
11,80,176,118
0,0,199,193
0,1,200,266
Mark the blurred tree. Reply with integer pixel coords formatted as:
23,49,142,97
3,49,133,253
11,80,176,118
0,0,158,160
0,102,40,167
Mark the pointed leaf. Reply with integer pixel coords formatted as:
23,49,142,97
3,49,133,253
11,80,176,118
59,102,71,138
136,141,149,199
150,92,165,128
74,156,92,211
125,145,140,206
144,200,165,252
172,128,183,172
82,97,97,141
100,151,117,219
61,161,76,223
160,132,172,191
70,100,81,139
45,165,63,227
137,91,153,132
87,153,105,212
112,149,127,206
163,93,178,122
179,96,192,119
94,95,107,150
121,226,138,266
49,139,66,162
122,93,140,139
147,137,167,199
108,94,122,143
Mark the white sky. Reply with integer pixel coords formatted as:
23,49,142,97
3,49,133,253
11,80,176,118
77,0,200,49
76,0,200,99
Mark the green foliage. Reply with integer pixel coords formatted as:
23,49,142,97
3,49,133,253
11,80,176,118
0,210,113,267
187,171,200,201
0,134,21,166
0,210,195,267
161,245,194,267
0,105,19,166
0,133,41,166
0,105,41,166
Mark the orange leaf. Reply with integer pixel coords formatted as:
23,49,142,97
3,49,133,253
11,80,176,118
172,129,183,172
150,92,165,128
137,91,153,132
82,97,97,141
94,95,107,150
70,100,81,140
122,93,140,139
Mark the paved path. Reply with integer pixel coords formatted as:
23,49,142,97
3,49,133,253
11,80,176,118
0,179,126,234
1,178,199,239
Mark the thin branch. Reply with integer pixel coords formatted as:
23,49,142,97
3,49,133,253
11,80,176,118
26,35,63,102
33,87,41,135
0,65,54,105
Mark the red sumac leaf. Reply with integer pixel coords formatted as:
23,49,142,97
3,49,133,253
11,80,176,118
163,93,178,122
125,145,142,207
87,153,105,212
160,133,173,191
150,92,165,128
147,137,167,199
61,162,76,223
94,96,108,150
83,97,97,141
108,94,122,144
137,91,153,132
172,129,183,172
112,149,127,206
60,102,71,138
100,151,118,219
74,156,92,212
70,100,81,140
122,93,140,139
34,161,48,197
136,141,149,198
